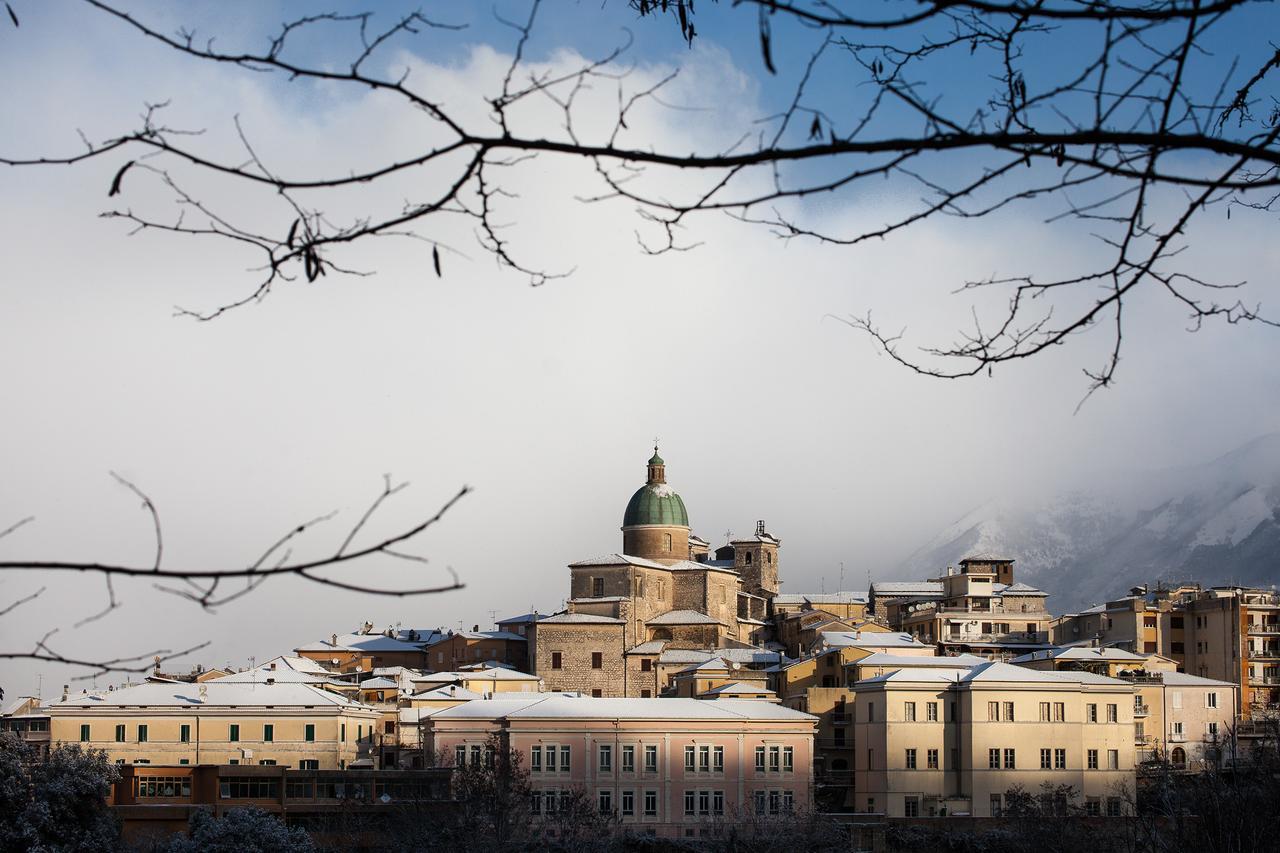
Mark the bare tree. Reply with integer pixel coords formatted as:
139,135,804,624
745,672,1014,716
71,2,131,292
2,0,1276,396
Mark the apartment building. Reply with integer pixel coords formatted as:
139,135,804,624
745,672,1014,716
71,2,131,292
850,662,1136,818
46,681,382,769
0,696,50,759
773,592,869,621
1051,590,1172,654
419,694,816,838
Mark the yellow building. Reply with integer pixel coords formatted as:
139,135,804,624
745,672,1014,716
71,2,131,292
850,661,1136,818
47,681,382,770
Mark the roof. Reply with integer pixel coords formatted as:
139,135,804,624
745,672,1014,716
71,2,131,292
295,632,429,654
567,553,668,570
961,661,1129,685
1153,672,1237,687
358,677,399,689
1000,582,1048,596
47,681,376,710
658,648,785,666
626,641,668,655
819,631,931,649
871,582,944,595
536,612,626,625
700,682,776,697
667,559,739,575
854,653,987,668
775,592,867,606
409,686,484,701
647,609,722,626
432,630,526,643
481,695,815,722
960,555,1015,563
495,613,545,625
1008,647,1147,664
624,482,689,528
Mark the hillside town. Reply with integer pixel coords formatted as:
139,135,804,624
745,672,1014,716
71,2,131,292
2,449,1274,847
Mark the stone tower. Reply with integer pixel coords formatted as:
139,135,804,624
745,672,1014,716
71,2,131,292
733,520,781,598
621,447,690,565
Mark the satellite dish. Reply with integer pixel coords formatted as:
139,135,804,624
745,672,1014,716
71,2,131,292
380,793,392,804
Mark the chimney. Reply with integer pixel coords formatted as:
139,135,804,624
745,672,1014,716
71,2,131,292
756,520,766,536
62,684,69,701
266,677,275,685
269,662,277,671
330,633,338,646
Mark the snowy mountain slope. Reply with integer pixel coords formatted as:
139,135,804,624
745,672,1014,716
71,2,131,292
898,434,1280,612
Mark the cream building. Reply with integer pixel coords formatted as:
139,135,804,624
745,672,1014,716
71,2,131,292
46,681,382,769
850,661,1136,818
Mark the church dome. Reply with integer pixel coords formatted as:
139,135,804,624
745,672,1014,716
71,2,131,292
623,445,689,528
623,483,689,527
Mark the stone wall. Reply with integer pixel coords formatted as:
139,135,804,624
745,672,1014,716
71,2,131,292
532,623,628,697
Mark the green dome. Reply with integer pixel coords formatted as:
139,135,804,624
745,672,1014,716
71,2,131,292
624,484,689,527
648,450,665,465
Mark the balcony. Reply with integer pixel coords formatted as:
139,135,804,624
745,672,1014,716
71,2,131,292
942,631,1049,644
1168,732,1187,743
1247,649,1280,660
1133,704,1150,717
1248,675,1280,685
1248,625,1280,635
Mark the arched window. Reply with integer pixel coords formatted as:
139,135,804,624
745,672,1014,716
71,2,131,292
766,552,772,565
663,533,672,552
1171,747,1186,768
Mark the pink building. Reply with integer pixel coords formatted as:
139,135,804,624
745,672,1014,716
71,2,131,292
423,694,816,838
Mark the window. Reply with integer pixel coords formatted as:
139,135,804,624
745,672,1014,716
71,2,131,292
684,791,695,816
1040,702,1051,721
1041,748,1052,770
768,746,780,772
299,760,319,770
591,689,603,698
79,724,90,742
713,790,725,815
219,776,280,800
591,652,603,669
621,789,635,816
1055,748,1067,769
1207,692,1219,709
1171,692,1183,710
341,723,347,741
1208,721,1219,738
1107,749,1119,770
1172,721,1184,737
904,702,916,721
1088,749,1099,770
768,790,780,815
530,791,542,816
685,746,696,772
699,745,710,771
551,652,562,669
745,552,753,566
136,776,193,799
180,724,190,743
640,659,651,672
905,748,917,769
263,724,274,743
545,745,557,772
867,748,874,770
989,748,1001,769
305,724,315,742
950,701,957,722
1106,703,1118,723
1054,702,1066,722
640,689,651,698
1085,799,1101,816
990,794,1002,817
598,789,613,814
531,746,542,772
258,759,277,766
179,759,189,765
645,745,658,772
904,796,920,817
927,748,938,769
622,745,634,772
455,745,466,767
1003,701,1015,721
1087,704,1098,723
560,746,571,772
663,533,672,552
115,724,126,743
755,791,767,815
782,746,793,772
599,745,612,772
988,701,1000,721
754,746,765,772
644,789,658,816
229,724,239,742
1003,749,1015,769
867,701,875,722
138,725,148,743
698,790,710,816
470,745,482,766
714,746,724,772
1106,797,1122,817
864,797,875,814
927,702,938,721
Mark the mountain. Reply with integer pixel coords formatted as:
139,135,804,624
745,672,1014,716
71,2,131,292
898,433,1280,613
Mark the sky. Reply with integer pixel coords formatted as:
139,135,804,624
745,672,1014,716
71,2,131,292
1,1,1278,696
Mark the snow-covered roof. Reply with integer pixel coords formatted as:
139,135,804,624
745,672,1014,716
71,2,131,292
699,682,776,697
432,630,527,643
961,661,1129,685
464,695,814,722
0,697,42,717
854,653,987,669
871,582,944,595
819,631,931,649
1000,582,1048,596
667,560,739,575
676,658,744,674
46,681,376,710
1151,672,1237,687
568,553,668,570
358,677,400,689
775,592,868,606
569,596,629,604
412,668,541,683
495,612,545,625
408,685,484,701
295,632,429,653
536,612,625,625
647,609,722,626
960,554,1015,563
658,648,785,666
1008,647,1147,664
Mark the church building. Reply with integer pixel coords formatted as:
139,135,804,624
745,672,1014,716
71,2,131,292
529,449,783,697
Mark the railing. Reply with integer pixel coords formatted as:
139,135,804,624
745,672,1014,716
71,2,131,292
1248,626,1280,635
1248,675,1280,685
1247,650,1280,660
1133,704,1150,717
1168,732,1187,743
942,631,1049,644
